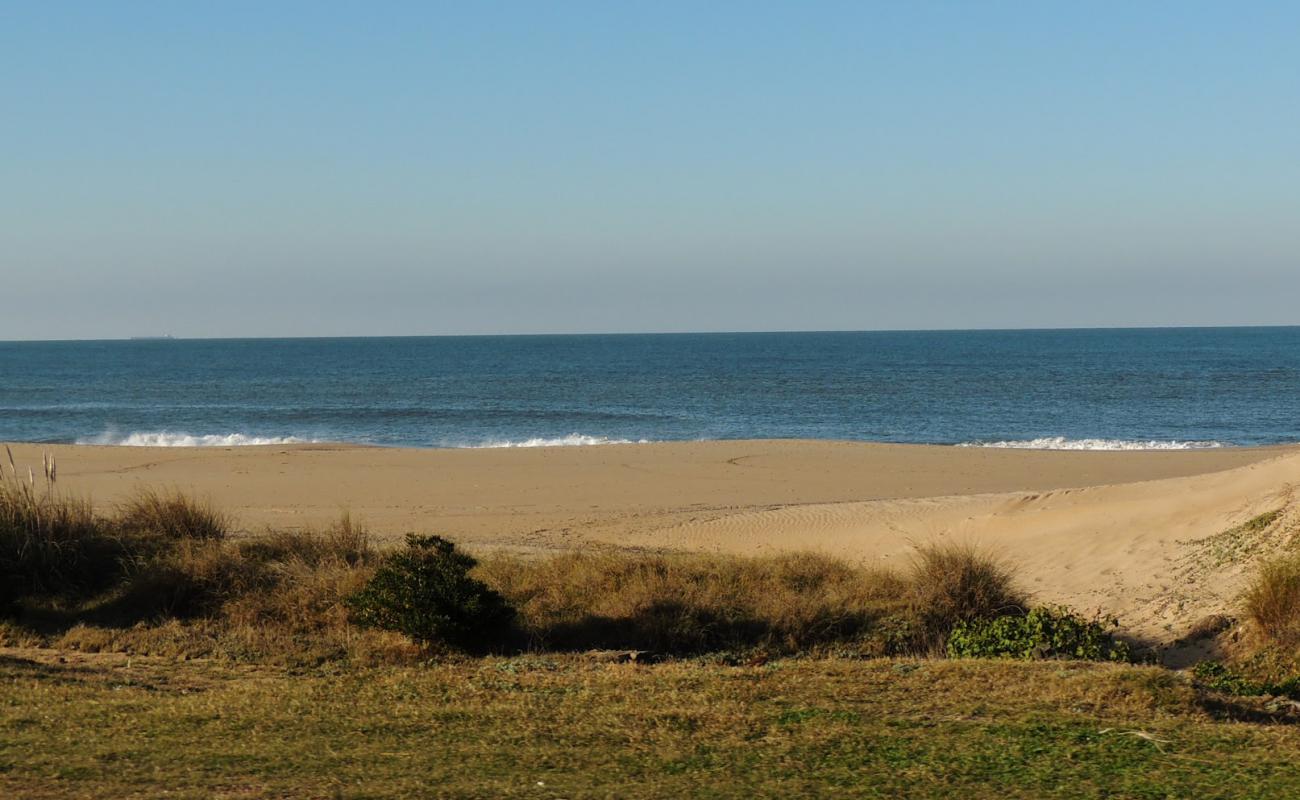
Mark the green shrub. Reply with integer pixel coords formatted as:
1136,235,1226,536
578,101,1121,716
1192,661,1300,698
947,606,1131,662
346,535,514,651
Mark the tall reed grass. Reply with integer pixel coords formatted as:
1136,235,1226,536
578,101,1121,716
1,449,121,604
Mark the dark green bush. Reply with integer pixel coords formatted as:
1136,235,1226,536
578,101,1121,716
346,535,514,651
947,606,1131,662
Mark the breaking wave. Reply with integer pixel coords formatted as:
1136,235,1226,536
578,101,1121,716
461,433,650,448
958,437,1225,451
79,431,316,447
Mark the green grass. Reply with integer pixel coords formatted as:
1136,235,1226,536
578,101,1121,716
3,653,1300,799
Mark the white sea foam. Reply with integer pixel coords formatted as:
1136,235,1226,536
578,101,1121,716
79,431,315,447
465,433,650,448
957,437,1225,451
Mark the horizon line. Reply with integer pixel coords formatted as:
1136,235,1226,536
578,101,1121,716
3,322,1300,344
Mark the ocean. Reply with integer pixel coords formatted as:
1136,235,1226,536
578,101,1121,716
1,328,1297,450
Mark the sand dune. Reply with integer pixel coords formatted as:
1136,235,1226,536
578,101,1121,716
636,454,1300,642
6,439,1298,643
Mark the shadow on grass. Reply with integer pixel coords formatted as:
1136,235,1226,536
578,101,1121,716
9,591,177,637
1115,631,1166,665
510,600,895,657
1196,694,1300,726
0,652,116,689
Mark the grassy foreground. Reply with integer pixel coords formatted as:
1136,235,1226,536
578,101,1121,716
3,650,1300,800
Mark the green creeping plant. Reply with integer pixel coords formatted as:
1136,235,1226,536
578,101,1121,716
947,606,1131,662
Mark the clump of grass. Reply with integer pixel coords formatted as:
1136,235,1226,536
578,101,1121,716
1243,553,1300,649
477,551,909,655
1244,509,1285,534
0,452,124,605
905,542,1025,654
123,514,376,622
118,488,229,542
82,514,381,664
238,512,370,567
0,464,386,663
106,492,370,632
223,522,374,633
116,537,247,619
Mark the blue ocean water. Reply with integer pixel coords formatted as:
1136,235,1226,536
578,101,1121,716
1,328,1297,449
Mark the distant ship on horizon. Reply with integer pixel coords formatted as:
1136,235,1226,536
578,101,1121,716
128,335,176,341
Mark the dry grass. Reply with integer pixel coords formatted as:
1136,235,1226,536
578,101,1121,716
2,464,237,608
1244,553,1300,649
222,528,373,632
236,511,371,567
0,465,122,604
0,477,390,664
905,541,1026,653
479,551,911,655
117,488,230,541
101,515,383,664
30,541,998,664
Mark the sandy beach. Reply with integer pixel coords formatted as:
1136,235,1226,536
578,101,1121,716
6,439,1298,644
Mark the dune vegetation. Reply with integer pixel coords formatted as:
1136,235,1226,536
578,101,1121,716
2,463,1115,664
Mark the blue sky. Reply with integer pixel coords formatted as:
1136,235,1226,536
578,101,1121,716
2,2,1298,338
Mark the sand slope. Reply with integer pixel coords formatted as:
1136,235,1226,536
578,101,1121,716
639,452,1300,642
5,440,1298,643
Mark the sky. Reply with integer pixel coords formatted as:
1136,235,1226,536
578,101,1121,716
2,2,1298,339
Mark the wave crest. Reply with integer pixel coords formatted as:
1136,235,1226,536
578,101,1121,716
463,433,650,448
79,431,315,447
957,437,1225,451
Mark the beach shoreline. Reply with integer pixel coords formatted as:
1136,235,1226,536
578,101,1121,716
6,438,1292,535
5,438,1291,538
